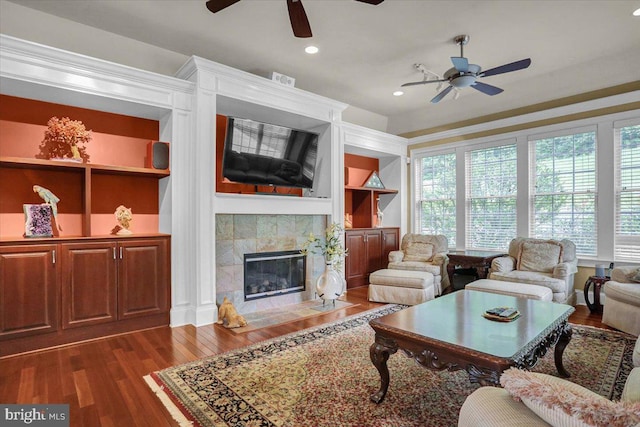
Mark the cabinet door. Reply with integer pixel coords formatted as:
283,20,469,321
60,242,117,329
381,228,400,267
118,238,169,320
345,230,367,288
0,245,57,340
364,229,383,274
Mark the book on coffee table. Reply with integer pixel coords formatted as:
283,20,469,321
483,307,520,322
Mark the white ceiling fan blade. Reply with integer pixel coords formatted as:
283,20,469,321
431,85,454,103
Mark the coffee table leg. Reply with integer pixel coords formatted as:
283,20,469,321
369,337,398,404
554,323,572,378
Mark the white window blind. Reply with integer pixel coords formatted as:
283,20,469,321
530,130,596,256
466,144,517,250
417,153,456,247
615,124,640,261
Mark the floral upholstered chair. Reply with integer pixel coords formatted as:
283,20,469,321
387,233,450,295
603,266,640,336
488,237,578,304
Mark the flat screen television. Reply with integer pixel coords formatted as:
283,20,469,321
221,116,319,189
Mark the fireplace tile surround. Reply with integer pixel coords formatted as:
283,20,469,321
215,214,328,315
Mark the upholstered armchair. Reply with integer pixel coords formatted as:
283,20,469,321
387,233,450,295
488,237,578,304
459,337,640,426
603,266,640,336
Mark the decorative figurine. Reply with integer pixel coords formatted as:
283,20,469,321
112,205,133,235
33,185,62,231
36,116,91,163
376,197,384,227
216,297,248,328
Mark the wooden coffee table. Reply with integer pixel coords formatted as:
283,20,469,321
369,290,575,403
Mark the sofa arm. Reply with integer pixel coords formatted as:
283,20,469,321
553,260,578,280
622,367,640,403
388,250,404,263
432,252,447,266
490,256,515,273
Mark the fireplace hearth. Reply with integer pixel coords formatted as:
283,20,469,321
244,250,306,301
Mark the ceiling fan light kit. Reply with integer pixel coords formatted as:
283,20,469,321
402,34,532,104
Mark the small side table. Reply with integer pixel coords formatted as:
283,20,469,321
583,276,610,313
446,250,506,288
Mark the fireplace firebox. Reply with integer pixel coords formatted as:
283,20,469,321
244,250,306,301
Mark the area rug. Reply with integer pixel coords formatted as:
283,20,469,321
145,305,636,427
228,299,355,334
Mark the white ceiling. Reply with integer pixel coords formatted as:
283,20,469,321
4,0,640,135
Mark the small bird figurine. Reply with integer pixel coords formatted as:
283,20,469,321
33,185,62,231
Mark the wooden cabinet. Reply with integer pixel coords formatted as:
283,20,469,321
0,245,58,340
60,241,118,329
0,236,170,357
345,228,399,289
118,238,169,320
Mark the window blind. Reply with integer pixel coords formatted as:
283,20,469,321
417,153,456,247
615,124,640,261
466,144,517,250
530,131,597,256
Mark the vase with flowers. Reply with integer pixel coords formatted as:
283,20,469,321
301,222,348,304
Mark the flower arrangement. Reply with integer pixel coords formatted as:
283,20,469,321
112,205,133,235
36,116,92,162
301,222,347,271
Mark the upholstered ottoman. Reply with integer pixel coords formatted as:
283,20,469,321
465,279,553,301
368,269,435,305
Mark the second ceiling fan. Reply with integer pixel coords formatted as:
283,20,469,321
402,35,532,104
206,0,384,38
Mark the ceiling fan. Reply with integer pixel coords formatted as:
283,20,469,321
402,35,532,104
205,0,384,38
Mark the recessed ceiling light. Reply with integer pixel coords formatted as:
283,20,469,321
393,91,404,96
634,7,640,16
305,46,319,54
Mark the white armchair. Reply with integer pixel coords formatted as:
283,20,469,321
488,237,578,304
387,233,450,295
603,266,640,336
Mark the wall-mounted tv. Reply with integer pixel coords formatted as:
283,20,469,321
221,116,319,189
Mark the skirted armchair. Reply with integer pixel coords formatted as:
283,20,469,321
488,237,578,304
603,266,640,336
388,233,450,295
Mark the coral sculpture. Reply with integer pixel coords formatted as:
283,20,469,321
36,116,91,162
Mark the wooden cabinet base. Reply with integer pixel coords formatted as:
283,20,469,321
0,235,170,358
0,312,168,358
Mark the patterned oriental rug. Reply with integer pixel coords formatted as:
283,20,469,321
145,305,636,427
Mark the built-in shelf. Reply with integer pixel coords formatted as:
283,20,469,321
344,186,398,194
1,156,170,178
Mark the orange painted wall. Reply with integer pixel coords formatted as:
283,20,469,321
0,94,159,168
344,153,379,187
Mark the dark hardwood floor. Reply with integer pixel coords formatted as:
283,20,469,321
0,286,612,427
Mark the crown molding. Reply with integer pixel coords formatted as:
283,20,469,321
405,84,640,146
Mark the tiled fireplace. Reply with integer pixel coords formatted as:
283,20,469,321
215,214,327,314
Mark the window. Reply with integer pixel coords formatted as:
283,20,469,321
416,152,456,247
411,111,640,263
466,144,517,250
530,130,597,256
615,124,640,261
